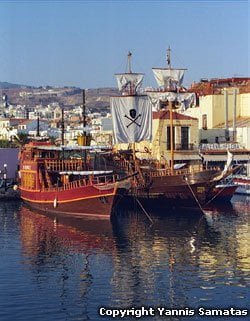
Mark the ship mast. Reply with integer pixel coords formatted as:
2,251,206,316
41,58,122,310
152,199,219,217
167,46,174,174
82,89,87,166
127,51,132,73
127,51,136,160
167,46,171,69
61,106,65,146
127,51,134,95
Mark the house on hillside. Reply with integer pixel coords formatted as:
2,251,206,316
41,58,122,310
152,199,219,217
18,119,49,136
0,118,22,140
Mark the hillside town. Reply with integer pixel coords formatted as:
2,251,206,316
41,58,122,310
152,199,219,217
0,77,249,164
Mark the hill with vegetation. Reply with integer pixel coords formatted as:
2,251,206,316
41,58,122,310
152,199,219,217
0,82,118,112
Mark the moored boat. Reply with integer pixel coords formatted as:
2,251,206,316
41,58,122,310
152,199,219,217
110,51,234,211
19,141,131,219
233,176,250,195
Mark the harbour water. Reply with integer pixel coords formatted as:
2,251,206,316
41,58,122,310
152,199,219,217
0,196,249,321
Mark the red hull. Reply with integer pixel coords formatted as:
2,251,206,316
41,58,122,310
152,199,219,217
20,184,119,218
208,185,238,203
18,142,131,219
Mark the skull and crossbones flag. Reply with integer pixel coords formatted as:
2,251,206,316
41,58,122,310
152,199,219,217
111,95,152,143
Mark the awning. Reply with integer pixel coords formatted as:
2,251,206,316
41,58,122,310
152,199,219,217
203,154,249,162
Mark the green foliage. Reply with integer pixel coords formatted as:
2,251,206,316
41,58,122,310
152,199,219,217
11,133,30,147
0,140,12,148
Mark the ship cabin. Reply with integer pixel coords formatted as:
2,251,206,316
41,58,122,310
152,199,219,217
19,141,115,192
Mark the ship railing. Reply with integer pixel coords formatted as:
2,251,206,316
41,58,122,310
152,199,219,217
45,159,85,172
147,166,212,177
42,174,119,192
148,168,188,177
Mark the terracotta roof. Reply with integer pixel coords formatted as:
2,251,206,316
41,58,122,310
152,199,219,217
189,78,250,96
153,110,198,121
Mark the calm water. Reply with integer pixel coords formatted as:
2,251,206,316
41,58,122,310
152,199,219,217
0,196,249,321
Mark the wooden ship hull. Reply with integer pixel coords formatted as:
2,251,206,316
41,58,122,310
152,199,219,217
132,168,223,209
106,154,236,210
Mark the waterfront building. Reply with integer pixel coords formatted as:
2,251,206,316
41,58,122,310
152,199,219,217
137,111,200,163
182,78,250,148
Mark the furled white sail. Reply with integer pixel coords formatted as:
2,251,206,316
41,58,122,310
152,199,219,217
152,68,185,88
111,95,152,143
212,149,234,182
115,73,144,93
147,91,196,111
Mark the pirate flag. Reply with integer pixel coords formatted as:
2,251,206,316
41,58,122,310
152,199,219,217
110,95,152,143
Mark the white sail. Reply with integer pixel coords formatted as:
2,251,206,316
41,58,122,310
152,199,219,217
152,68,185,88
115,73,144,93
147,91,196,111
111,95,152,143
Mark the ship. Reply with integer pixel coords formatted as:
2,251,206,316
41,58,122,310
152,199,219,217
109,50,235,210
18,142,131,219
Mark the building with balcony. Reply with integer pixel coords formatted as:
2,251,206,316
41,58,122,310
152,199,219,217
183,78,250,148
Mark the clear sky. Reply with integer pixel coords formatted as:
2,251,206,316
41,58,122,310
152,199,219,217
0,0,249,89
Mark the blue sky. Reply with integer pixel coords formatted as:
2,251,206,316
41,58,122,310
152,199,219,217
0,0,249,88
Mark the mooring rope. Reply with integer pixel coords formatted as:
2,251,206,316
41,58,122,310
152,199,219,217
134,197,154,225
184,176,205,214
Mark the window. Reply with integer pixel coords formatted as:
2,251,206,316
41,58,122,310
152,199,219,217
167,126,175,150
181,127,189,150
202,114,207,130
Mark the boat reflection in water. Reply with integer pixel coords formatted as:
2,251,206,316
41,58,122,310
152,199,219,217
17,197,249,321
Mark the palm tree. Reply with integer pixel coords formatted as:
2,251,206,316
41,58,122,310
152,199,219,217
11,133,30,147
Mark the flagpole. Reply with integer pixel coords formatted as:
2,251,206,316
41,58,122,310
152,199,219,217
133,142,136,161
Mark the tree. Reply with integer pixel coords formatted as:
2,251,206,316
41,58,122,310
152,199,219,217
11,133,30,147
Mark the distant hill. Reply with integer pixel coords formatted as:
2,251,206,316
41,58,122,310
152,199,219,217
0,82,119,112
0,81,32,89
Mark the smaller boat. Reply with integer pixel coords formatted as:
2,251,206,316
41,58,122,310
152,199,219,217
233,161,250,195
209,182,238,203
18,141,131,219
233,176,250,195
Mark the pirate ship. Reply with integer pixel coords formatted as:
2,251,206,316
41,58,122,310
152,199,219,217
18,141,131,218
110,51,234,209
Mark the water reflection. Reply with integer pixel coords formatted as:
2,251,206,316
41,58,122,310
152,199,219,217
1,198,249,321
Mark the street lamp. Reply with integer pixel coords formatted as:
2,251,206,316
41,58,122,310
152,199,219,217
3,164,7,191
